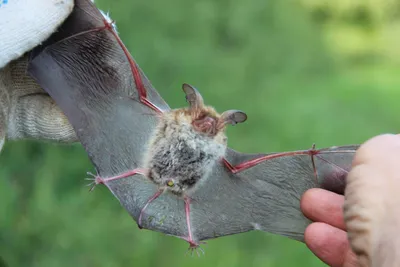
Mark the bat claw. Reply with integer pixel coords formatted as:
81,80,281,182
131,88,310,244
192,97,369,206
180,237,206,256
308,143,318,155
185,241,206,257
85,172,104,192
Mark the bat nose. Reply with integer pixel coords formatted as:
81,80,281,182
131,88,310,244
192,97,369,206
192,116,218,135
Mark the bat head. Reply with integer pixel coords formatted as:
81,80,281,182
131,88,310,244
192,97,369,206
182,83,247,138
142,83,247,195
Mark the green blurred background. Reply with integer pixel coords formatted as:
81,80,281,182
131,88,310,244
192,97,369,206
1,0,400,266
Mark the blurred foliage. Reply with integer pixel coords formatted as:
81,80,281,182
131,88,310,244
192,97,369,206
299,0,400,64
1,0,400,266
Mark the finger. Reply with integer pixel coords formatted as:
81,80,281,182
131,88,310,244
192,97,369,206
301,188,346,230
305,222,359,267
344,134,400,267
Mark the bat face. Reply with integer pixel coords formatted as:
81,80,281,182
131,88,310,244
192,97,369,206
144,84,247,196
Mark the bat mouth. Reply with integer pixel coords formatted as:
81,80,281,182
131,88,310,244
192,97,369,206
192,116,218,136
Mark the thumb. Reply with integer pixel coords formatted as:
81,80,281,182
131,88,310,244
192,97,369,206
344,134,400,267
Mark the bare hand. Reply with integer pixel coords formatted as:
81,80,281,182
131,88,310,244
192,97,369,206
301,188,359,267
301,134,400,267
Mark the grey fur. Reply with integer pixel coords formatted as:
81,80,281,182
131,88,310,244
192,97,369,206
144,111,226,195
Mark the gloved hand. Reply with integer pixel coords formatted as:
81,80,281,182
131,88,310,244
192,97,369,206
0,0,77,153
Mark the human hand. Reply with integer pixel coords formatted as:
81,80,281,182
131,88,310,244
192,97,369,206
301,188,359,267
301,134,400,267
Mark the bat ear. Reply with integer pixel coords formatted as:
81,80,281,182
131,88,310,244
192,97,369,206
220,110,247,126
182,83,204,109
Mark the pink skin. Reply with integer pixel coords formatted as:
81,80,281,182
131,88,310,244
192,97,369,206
137,188,164,229
90,17,356,252
192,117,217,135
88,168,147,192
97,18,163,114
91,169,204,251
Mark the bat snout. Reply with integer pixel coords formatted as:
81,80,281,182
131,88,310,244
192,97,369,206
192,116,219,136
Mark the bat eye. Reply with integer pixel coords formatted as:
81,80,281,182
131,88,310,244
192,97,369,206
167,180,174,187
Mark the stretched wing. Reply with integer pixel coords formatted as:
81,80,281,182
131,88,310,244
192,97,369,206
133,145,357,242
27,0,357,244
28,0,169,175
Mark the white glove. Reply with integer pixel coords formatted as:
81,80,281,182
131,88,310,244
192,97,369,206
0,0,77,153
0,0,74,68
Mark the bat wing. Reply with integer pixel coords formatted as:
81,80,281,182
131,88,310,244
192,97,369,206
28,0,169,175
28,0,357,244
191,145,357,242
121,145,357,242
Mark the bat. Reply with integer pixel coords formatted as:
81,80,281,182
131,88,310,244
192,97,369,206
88,83,248,249
27,0,358,254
